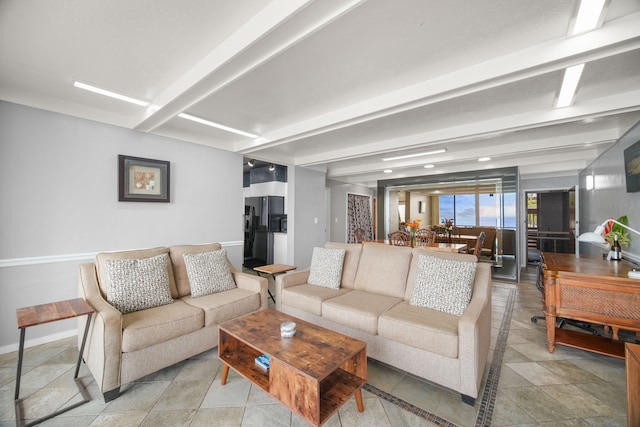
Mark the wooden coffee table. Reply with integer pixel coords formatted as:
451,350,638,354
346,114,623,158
218,309,366,426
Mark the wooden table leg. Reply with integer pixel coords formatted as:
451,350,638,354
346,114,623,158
545,313,557,353
220,364,229,385
354,388,364,412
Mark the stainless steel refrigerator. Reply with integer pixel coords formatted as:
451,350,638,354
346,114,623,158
243,196,285,267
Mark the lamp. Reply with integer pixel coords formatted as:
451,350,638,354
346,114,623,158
269,164,275,171
247,159,255,167
578,218,640,248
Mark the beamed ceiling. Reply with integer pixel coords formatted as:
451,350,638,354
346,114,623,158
2,0,640,187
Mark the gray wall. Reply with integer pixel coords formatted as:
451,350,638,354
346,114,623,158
326,180,376,243
0,101,245,351
579,119,640,263
290,166,327,269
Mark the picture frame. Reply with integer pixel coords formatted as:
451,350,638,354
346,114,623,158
118,155,170,202
624,139,640,193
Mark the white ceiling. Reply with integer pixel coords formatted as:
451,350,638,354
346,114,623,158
2,0,640,187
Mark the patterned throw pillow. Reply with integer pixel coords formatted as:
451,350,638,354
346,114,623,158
183,249,236,298
307,247,346,289
410,254,477,316
105,253,174,314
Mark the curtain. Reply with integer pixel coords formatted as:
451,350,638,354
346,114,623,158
347,194,373,243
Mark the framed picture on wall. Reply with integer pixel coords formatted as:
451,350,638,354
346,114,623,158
118,155,170,202
624,140,640,193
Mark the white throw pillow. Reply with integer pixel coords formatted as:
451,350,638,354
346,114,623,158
183,249,236,298
307,247,346,289
410,254,477,316
105,253,174,314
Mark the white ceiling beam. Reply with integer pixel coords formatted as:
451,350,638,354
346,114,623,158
237,12,640,153
292,89,640,167
133,0,363,133
328,130,618,177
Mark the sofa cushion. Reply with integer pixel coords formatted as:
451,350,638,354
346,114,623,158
379,302,459,358
308,247,345,289
405,249,478,301
169,243,223,297
183,249,236,298
353,244,412,299
96,246,178,298
324,242,363,289
322,290,402,335
104,253,174,314
181,288,261,326
121,300,204,352
409,254,477,316
281,284,351,316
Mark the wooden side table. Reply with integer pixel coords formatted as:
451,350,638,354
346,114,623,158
253,264,297,303
15,298,94,427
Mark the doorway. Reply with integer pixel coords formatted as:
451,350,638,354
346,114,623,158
525,188,576,256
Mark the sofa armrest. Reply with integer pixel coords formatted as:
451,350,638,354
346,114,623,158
78,263,123,395
233,271,268,310
274,269,310,311
457,262,492,398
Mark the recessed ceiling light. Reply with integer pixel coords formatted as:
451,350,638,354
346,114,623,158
73,80,149,107
556,64,585,108
383,169,393,173
571,0,607,36
423,164,435,169
178,113,258,138
478,157,491,162
382,148,446,162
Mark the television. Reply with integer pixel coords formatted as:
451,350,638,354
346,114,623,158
624,139,640,193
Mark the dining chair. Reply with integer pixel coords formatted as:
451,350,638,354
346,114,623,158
414,228,436,246
353,227,367,243
433,226,447,243
450,226,461,239
468,231,486,258
388,231,412,246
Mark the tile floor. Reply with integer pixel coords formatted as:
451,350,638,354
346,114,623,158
0,267,631,426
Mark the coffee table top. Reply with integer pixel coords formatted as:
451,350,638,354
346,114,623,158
219,309,365,380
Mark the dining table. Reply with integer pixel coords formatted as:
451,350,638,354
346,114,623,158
419,242,467,253
439,234,478,245
363,240,467,253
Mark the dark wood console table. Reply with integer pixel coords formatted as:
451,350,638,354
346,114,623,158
541,252,640,359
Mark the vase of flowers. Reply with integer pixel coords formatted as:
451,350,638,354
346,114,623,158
603,215,630,259
404,219,422,245
441,218,454,242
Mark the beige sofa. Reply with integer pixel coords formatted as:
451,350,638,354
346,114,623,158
275,242,492,405
77,243,267,402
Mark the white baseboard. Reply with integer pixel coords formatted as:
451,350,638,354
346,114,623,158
0,329,77,355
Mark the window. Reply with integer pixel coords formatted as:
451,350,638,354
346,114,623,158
503,192,517,228
526,193,538,229
478,194,497,226
438,195,454,223
438,192,513,227
454,194,475,226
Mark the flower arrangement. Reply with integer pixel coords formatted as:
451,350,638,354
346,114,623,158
441,218,454,231
603,215,630,248
401,218,422,237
